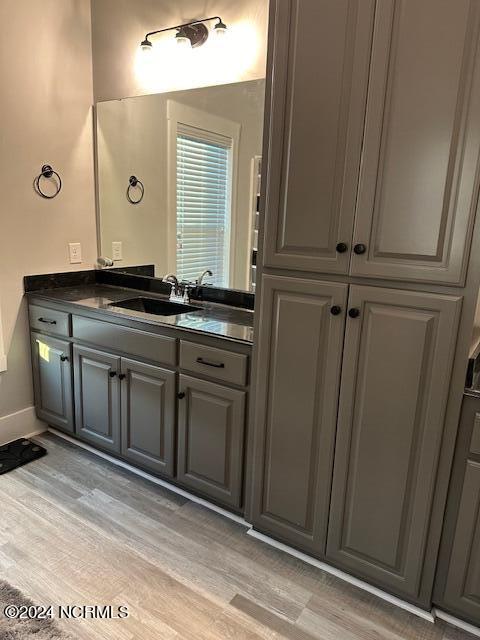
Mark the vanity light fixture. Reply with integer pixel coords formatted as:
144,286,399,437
140,17,228,52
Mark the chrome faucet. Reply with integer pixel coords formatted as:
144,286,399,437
163,270,214,305
163,273,195,305
163,274,180,295
197,270,213,286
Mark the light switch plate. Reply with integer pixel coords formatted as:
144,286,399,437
68,243,82,264
112,241,123,262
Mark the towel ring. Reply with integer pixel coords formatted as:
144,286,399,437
34,164,62,199
127,175,144,205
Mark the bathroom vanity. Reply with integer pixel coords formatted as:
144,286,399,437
27,277,253,512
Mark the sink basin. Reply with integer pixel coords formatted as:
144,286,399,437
110,297,200,317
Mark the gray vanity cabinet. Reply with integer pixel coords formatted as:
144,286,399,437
251,276,348,556
351,0,480,286
73,345,121,454
434,395,480,626
31,332,74,433
327,286,462,602
121,358,175,477
440,460,480,623
177,374,246,508
262,0,375,274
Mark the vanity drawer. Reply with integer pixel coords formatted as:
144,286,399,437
72,316,177,366
180,341,248,386
29,304,71,337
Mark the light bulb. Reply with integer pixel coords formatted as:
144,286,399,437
176,35,191,48
176,29,191,48
214,20,228,38
140,39,153,54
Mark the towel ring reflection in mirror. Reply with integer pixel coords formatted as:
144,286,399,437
34,164,62,199
127,175,145,204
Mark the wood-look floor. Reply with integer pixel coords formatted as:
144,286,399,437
0,433,475,640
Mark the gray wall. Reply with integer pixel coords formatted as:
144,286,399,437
0,0,97,426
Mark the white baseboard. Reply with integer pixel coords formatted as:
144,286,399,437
47,428,249,527
0,407,46,445
434,609,480,637
247,529,435,623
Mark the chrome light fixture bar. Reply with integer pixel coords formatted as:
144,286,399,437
140,16,228,51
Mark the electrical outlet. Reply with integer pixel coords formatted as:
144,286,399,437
112,241,123,262
68,243,82,264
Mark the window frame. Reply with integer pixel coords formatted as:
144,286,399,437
167,100,241,288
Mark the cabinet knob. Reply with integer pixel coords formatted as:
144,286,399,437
177,392,186,400
331,306,342,316
60,355,69,362
336,242,348,254
348,308,360,319
109,371,117,378
118,374,126,381
354,243,367,255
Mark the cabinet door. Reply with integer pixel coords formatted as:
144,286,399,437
441,460,480,624
327,286,461,602
177,375,245,508
263,0,374,274
351,0,480,284
73,345,121,453
121,358,175,477
251,276,348,556
31,332,74,433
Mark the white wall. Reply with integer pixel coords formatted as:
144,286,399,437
0,0,97,429
91,0,269,101
97,80,265,290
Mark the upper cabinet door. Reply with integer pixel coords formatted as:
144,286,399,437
263,0,375,274
251,275,348,557
327,285,462,603
352,0,480,285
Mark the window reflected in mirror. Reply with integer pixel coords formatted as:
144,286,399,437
95,79,265,293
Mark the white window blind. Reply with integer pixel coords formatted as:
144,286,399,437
176,130,231,287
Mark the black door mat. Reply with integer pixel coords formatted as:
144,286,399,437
0,439,47,475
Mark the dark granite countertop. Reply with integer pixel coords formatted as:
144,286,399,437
27,284,254,344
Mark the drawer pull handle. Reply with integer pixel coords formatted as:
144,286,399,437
178,392,186,400
118,374,126,380
109,371,117,378
196,357,225,369
60,355,69,362
38,318,57,325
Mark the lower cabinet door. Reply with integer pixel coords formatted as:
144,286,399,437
327,285,462,603
31,332,74,433
73,345,121,453
120,358,175,477
441,460,480,624
177,374,246,508
250,275,348,557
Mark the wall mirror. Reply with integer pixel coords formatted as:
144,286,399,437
95,79,265,293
